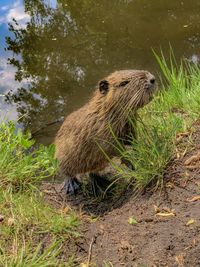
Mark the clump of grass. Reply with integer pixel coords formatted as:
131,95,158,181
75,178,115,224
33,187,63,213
0,121,58,191
0,241,62,267
0,189,79,266
116,51,200,191
153,49,200,117
0,122,80,265
0,190,79,237
117,115,183,191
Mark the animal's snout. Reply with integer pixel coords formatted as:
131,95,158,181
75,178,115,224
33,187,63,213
150,77,155,84
146,74,156,90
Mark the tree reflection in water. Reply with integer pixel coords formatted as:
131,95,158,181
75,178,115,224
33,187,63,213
5,0,200,143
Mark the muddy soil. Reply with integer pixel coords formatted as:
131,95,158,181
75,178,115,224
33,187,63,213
42,123,200,267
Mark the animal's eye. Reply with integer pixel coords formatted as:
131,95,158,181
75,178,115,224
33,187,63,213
119,80,130,87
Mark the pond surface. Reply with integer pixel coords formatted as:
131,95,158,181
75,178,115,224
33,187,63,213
0,0,200,144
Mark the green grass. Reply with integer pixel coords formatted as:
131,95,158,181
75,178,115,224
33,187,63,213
0,123,79,266
0,242,62,267
0,121,58,191
0,190,79,266
115,51,200,192
0,190,79,236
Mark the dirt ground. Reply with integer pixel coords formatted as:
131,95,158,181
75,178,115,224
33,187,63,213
42,123,200,267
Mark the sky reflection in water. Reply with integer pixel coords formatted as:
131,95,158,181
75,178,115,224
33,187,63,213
0,0,30,121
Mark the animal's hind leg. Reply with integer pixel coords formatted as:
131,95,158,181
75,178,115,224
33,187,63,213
63,177,81,195
89,173,110,196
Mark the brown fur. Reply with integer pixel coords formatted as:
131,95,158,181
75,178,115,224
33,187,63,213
55,70,156,178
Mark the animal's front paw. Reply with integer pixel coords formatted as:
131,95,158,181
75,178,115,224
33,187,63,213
63,178,81,195
121,158,135,170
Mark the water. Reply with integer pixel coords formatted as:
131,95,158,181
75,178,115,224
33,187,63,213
0,0,200,144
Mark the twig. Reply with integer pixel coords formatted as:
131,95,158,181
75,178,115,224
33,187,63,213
86,237,95,267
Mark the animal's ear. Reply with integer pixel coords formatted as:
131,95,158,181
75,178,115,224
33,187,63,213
99,79,109,94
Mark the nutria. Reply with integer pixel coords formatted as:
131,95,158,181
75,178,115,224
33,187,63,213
55,70,156,194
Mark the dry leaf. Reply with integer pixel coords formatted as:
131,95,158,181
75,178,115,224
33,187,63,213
163,207,175,213
187,196,200,202
156,212,175,217
155,207,176,217
186,219,195,226
175,253,185,266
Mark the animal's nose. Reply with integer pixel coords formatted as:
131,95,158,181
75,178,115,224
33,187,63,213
150,77,155,84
